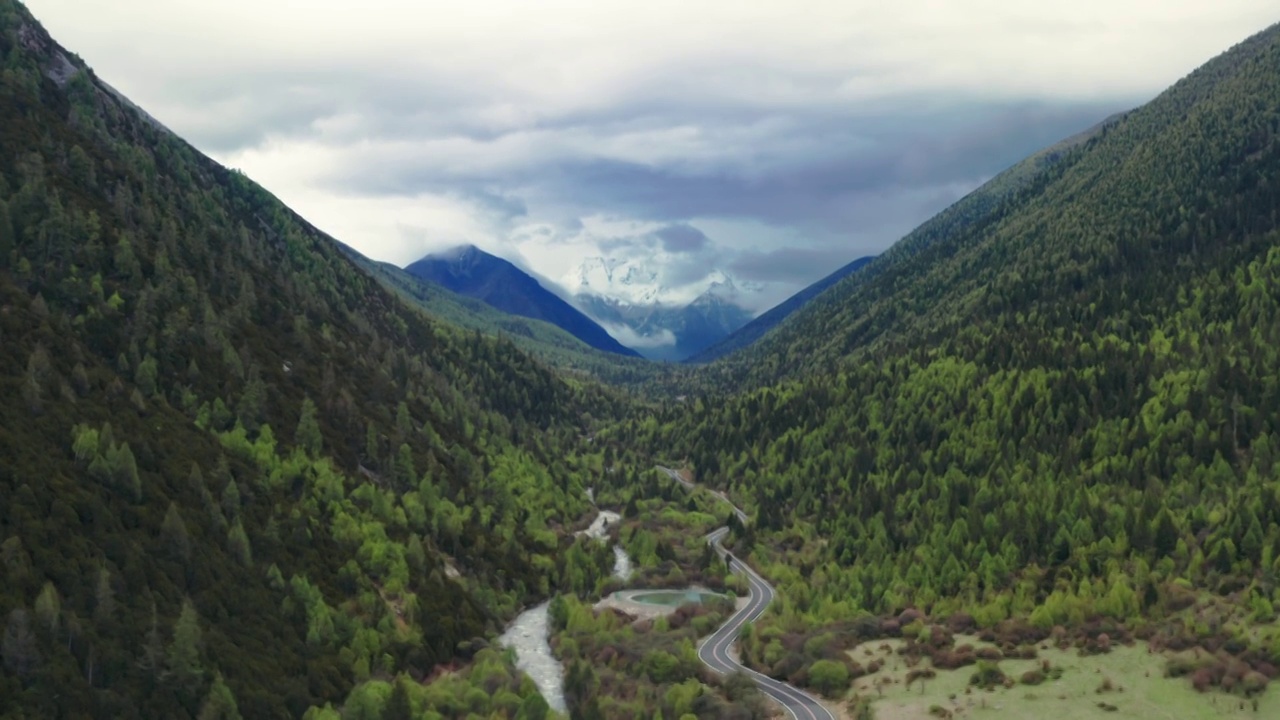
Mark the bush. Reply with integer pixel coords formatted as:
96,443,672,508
1241,671,1270,696
1008,644,1038,660
772,652,807,681
1020,670,1046,685
906,668,937,688
807,659,852,697
975,647,1003,661
946,612,977,634
969,660,1007,689
933,647,976,670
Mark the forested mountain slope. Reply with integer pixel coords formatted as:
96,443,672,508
694,112,1123,382
631,21,1280,630
0,2,621,717
343,247,662,386
405,245,642,358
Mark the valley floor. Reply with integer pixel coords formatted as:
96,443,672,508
848,638,1276,720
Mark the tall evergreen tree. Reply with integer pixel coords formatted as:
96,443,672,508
295,396,322,456
2,609,39,677
166,599,204,692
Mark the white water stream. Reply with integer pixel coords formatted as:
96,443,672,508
497,600,565,714
499,506,632,713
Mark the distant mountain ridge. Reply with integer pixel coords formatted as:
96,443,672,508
565,258,760,361
404,245,641,357
687,255,876,363
578,289,754,362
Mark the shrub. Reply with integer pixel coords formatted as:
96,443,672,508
1020,670,1046,685
1241,671,1269,696
906,668,937,688
808,659,852,697
969,660,1007,689
1009,644,1038,660
975,647,1003,661
898,608,925,625
772,652,806,681
947,612,977,634
933,647,976,670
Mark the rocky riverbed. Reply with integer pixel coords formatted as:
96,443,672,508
500,508,632,713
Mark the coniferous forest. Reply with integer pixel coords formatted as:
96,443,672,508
2,0,1280,718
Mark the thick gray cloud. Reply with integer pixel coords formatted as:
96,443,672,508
656,225,710,254
731,247,877,286
22,0,1280,307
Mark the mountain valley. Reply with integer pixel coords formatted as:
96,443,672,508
3,2,1280,720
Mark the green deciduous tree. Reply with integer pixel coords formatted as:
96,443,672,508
807,659,851,697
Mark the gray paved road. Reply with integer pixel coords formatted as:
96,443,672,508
657,467,834,720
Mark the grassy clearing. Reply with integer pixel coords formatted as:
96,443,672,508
847,637,1278,720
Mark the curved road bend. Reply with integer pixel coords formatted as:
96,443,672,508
657,468,834,720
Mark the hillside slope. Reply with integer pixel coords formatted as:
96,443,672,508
342,246,661,386
692,112,1125,382
0,3,621,717
405,245,641,358
687,255,875,363
632,20,1280,640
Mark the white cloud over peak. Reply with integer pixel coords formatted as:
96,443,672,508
23,0,1279,301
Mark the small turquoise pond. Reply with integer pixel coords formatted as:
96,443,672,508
629,590,727,607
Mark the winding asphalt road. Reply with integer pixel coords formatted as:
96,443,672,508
658,468,834,720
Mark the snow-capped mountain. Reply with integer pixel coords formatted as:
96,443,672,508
564,257,764,308
564,257,762,361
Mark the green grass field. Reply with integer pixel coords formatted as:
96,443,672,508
845,637,1277,720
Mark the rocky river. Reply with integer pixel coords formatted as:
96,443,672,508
498,507,632,714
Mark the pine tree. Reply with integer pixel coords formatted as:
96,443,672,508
0,198,13,268
22,346,46,415
227,519,253,568
220,480,241,522
384,678,413,720
110,442,142,501
166,599,204,691
1152,509,1179,559
395,401,412,441
94,567,116,626
295,396,322,455
395,443,416,486
364,420,379,469
2,609,39,677
515,692,549,720
34,581,60,635
138,601,164,676
162,503,192,564
197,672,243,720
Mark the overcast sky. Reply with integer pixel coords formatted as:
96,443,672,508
26,0,1279,309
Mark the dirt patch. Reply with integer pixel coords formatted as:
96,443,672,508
596,588,747,620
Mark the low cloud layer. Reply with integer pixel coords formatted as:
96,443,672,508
25,0,1279,305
